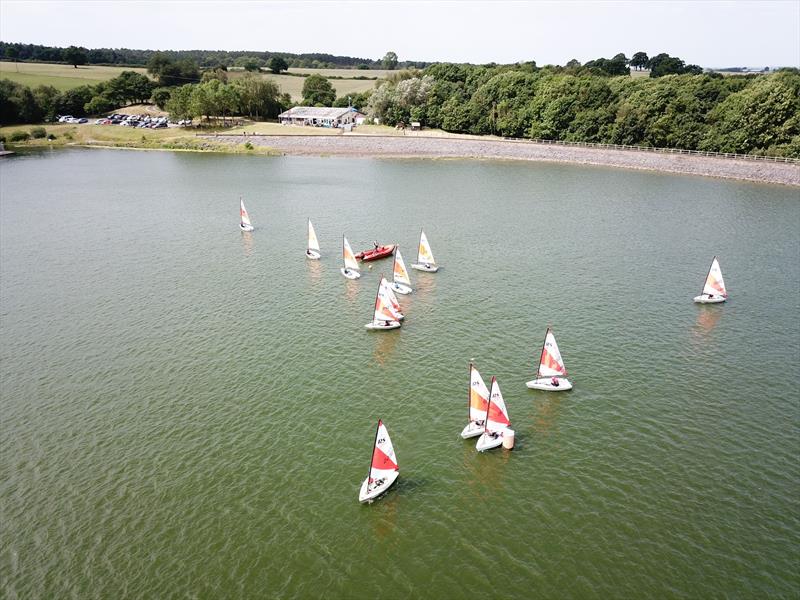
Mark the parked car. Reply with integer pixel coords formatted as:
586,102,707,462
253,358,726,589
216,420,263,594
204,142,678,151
77,118,88,124
58,115,73,123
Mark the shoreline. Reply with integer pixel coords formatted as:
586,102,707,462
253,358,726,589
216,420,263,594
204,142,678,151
205,134,800,187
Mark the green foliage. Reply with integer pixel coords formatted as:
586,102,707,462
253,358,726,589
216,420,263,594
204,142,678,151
10,130,31,141
630,52,649,70
232,73,284,119
46,133,57,140
268,57,289,74
30,126,46,138
583,55,630,77
301,74,336,106
244,141,253,150
333,90,372,109
151,87,172,110
62,46,87,68
54,85,95,117
165,84,196,121
147,54,200,87
382,51,398,70
648,53,701,78
84,94,116,115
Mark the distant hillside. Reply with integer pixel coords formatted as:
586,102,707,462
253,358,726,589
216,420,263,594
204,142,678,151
0,41,429,70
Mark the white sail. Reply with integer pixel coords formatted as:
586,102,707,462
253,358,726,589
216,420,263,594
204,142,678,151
381,278,403,319
469,364,490,423
307,220,320,253
393,249,412,286
485,377,511,433
537,328,567,378
368,420,399,482
374,280,402,322
240,199,252,227
417,230,436,265
702,257,727,297
343,236,360,272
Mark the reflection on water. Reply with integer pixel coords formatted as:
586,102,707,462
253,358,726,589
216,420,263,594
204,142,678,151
461,440,511,499
240,231,254,257
693,305,723,336
306,257,322,283
343,278,361,305
373,328,400,366
533,396,563,437
368,491,399,539
414,272,437,298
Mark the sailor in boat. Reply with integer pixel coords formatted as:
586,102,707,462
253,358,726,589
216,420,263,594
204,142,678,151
343,268,352,276
551,377,560,387
373,240,379,250
382,320,392,327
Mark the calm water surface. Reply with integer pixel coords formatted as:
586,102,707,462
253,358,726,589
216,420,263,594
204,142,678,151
1,149,798,599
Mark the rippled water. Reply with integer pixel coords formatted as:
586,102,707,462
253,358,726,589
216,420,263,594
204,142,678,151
1,149,798,599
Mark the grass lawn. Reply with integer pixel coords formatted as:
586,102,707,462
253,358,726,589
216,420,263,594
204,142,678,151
0,62,149,90
227,70,380,101
224,122,342,136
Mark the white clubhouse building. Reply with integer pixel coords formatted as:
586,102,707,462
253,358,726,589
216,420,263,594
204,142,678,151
278,106,366,128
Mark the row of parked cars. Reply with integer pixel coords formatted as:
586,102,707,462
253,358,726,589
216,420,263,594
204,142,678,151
56,114,172,129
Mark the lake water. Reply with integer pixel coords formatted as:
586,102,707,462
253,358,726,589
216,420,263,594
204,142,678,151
1,149,798,599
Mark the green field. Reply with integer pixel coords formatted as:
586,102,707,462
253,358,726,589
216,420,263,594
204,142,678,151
0,62,149,90
1,62,385,101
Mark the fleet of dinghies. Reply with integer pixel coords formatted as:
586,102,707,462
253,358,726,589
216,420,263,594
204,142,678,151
238,213,729,503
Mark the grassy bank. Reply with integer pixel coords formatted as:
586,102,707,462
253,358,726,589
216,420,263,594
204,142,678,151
0,123,279,155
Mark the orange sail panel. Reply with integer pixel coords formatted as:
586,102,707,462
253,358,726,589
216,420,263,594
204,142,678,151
469,364,490,422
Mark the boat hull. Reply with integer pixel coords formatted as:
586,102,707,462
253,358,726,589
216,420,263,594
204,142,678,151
460,421,485,439
365,320,401,330
391,282,413,295
411,263,438,273
306,249,321,260
341,268,361,280
476,431,505,452
359,470,399,503
693,295,726,304
240,224,254,232
356,245,396,261
526,377,573,391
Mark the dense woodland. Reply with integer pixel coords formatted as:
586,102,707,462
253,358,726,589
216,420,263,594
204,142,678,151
0,41,423,70
1,44,798,158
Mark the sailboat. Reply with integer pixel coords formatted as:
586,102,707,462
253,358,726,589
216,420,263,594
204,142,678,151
693,256,728,303
365,275,402,330
381,277,404,320
526,327,573,391
391,247,413,295
239,198,254,232
476,376,511,452
410,229,439,272
460,363,490,439
359,419,400,503
341,236,361,279
306,219,321,260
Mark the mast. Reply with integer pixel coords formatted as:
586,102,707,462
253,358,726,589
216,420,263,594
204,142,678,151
307,218,310,251
392,246,398,283
536,327,549,380
342,234,345,268
367,419,381,486
468,362,473,423
484,376,495,434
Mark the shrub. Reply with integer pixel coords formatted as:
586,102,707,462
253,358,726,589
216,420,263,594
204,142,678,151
10,131,31,142
46,133,57,140
64,132,73,140
30,127,47,139
244,141,253,150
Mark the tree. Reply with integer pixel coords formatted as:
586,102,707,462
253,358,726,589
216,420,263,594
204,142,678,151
63,46,88,68
4,45,19,72
165,84,196,121
630,52,649,71
242,59,263,72
151,87,172,110
147,52,172,76
268,56,288,74
301,74,336,106
232,73,284,119
382,51,398,70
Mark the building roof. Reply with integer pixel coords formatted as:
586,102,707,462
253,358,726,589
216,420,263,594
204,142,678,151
278,106,358,119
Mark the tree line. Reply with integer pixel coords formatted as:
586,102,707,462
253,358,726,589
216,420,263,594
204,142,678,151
0,41,427,71
363,61,799,157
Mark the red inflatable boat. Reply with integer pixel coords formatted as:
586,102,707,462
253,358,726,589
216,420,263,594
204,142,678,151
355,244,396,262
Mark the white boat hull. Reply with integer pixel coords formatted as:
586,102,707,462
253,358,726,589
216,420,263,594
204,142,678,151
526,377,573,391
341,268,361,279
411,263,438,273
306,249,321,260
460,421,485,439
476,431,505,452
240,224,254,232
693,294,726,304
359,470,399,503
365,320,401,330
392,282,413,295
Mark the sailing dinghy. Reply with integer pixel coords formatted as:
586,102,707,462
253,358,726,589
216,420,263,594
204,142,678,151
526,327,573,391
239,198,254,232
341,236,361,279
460,363,490,439
693,256,728,303
410,230,439,272
306,219,321,260
359,419,400,503
381,277,404,320
476,376,511,452
365,276,402,330
391,247,413,295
